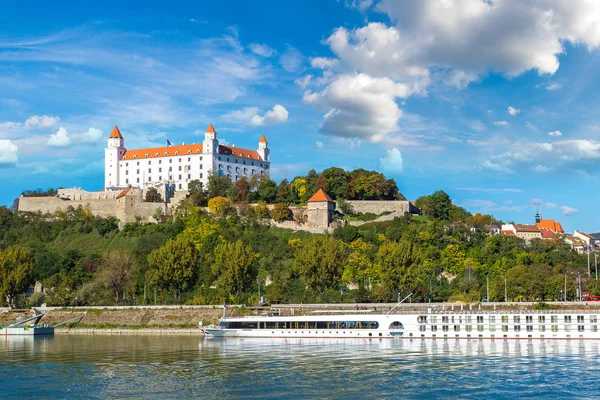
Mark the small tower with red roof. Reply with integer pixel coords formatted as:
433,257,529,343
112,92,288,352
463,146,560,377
105,126,126,190
258,135,269,161
307,189,334,228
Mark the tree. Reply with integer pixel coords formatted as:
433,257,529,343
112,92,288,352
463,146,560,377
213,240,258,297
0,245,35,307
147,237,199,298
153,207,165,223
208,196,233,217
271,203,293,221
259,179,278,203
254,201,270,219
415,190,452,220
188,179,203,195
98,251,136,302
294,236,348,293
374,239,422,301
233,176,250,203
321,167,350,200
276,179,292,204
206,171,233,198
145,187,162,203
314,174,330,193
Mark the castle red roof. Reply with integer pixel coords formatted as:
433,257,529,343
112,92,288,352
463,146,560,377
109,126,123,139
206,124,216,133
259,135,268,143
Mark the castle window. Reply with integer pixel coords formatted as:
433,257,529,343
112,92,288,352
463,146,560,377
148,177,151,182
125,170,128,175
136,169,139,174
188,157,191,161
200,156,202,160
159,160,161,164
169,159,172,163
126,179,129,184
188,174,191,179
159,176,162,181
159,168,162,172
227,158,229,162
178,166,182,171
196,150,200,154
178,158,181,162
145,154,148,158
133,155,137,159
137,178,139,183
148,169,151,173
148,160,151,165
200,173,203,178
169,167,172,172
164,152,168,156
200,164,203,169
156,153,159,157
179,175,182,180
187,151,191,155
178,184,182,189
126,162,128,167
244,168,248,174
243,160,246,165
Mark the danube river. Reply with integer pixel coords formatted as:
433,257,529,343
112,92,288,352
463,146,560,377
2,335,599,399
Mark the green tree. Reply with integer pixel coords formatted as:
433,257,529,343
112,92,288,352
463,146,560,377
295,236,348,293
321,167,350,200
254,200,270,219
145,187,162,203
206,171,233,198
188,179,203,195
276,178,292,204
213,240,258,297
415,190,452,220
0,245,35,307
208,196,233,217
271,203,293,221
374,239,422,301
147,237,199,298
259,179,278,203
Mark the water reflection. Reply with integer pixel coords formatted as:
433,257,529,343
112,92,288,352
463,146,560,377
2,336,599,399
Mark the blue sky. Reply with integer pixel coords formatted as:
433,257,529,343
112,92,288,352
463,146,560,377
1,0,600,232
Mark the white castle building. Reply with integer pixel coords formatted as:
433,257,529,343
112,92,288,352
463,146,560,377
104,124,270,191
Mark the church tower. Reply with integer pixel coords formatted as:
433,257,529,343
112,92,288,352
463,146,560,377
104,126,126,190
257,135,269,161
203,124,218,155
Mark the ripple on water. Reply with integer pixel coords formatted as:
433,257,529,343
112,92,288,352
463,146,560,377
2,336,600,399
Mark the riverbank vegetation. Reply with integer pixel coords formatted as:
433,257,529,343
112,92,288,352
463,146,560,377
0,169,593,307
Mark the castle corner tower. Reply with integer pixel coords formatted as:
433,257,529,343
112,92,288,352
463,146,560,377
257,135,269,162
104,126,126,190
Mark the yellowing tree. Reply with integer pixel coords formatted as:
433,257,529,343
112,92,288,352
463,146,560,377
208,196,233,217
0,245,35,307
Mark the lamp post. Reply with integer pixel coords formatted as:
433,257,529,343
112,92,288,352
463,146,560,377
595,253,598,281
573,272,584,301
504,277,508,303
486,275,489,303
564,273,567,302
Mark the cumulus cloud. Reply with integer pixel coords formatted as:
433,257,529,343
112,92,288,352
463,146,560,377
223,105,289,127
379,148,404,173
561,205,579,216
548,130,562,137
346,0,373,12
507,106,520,116
0,139,19,166
303,73,411,141
48,127,71,147
482,160,512,173
248,43,276,57
493,121,509,126
24,115,60,130
311,57,338,69
315,141,324,149
80,127,103,143
294,75,312,89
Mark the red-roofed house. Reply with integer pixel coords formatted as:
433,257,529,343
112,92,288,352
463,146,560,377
536,219,565,233
105,124,270,192
574,230,596,248
308,189,335,228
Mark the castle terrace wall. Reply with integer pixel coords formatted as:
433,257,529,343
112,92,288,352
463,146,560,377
18,196,117,218
338,200,415,215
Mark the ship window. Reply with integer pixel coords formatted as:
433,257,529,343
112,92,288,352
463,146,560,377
577,315,585,323
592,326,598,332
591,316,598,323
477,325,484,332
442,325,449,332
465,325,472,332
389,322,403,330
578,325,585,332
419,325,426,332
442,316,449,323
431,325,437,332
514,325,521,332
564,325,571,332
502,325,508,332
551,325,558,332
538,316,546,323
417,316,427,323
526,325,533,332
454,325,460,332
489,316,495,323
564,316,572,323
465,316,472,323
501,316,509,323
477,316,484,323
551,316,558,323
514,316,520,323
538,325,545,332
526,316,533,323
489,325,496,332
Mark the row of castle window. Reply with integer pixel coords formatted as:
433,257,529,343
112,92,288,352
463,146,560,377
417,315,596,324
123,164,266,176
125,173,201,185
420,325,596,333
124,156,265,167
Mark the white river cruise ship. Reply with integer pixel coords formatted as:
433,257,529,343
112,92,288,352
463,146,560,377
201,308,600,340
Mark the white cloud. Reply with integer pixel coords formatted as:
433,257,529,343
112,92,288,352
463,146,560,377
24,115,60,130
249,43,276,58
443,70,479,89
223,105,289,127
80,127,103,143
470,119,485,132
311,57,338,69
546,82,563,91
548,130,562,137
303,73,411,141
526,121,538,131
315,141,324,149
346,0,373,12
493,121,509,126
294,75,312,89
379,148,404,173
482,160,512,173
532,165,554,173
0,139,19,166
507,106,520,116
561,205,579,216
545,202,557,209
48,127,71,147
280,46,304,72
461,199,522,212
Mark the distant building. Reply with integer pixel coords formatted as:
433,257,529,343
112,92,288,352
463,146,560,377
574,230,596,248
307,189,335,228
501,223,542,242
105,124,270,192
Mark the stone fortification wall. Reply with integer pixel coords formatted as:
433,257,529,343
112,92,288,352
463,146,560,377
57,188,118,200
18,196,117,218
339,200,416,215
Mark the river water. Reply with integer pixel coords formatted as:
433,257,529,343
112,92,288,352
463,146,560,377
2,335,599,399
